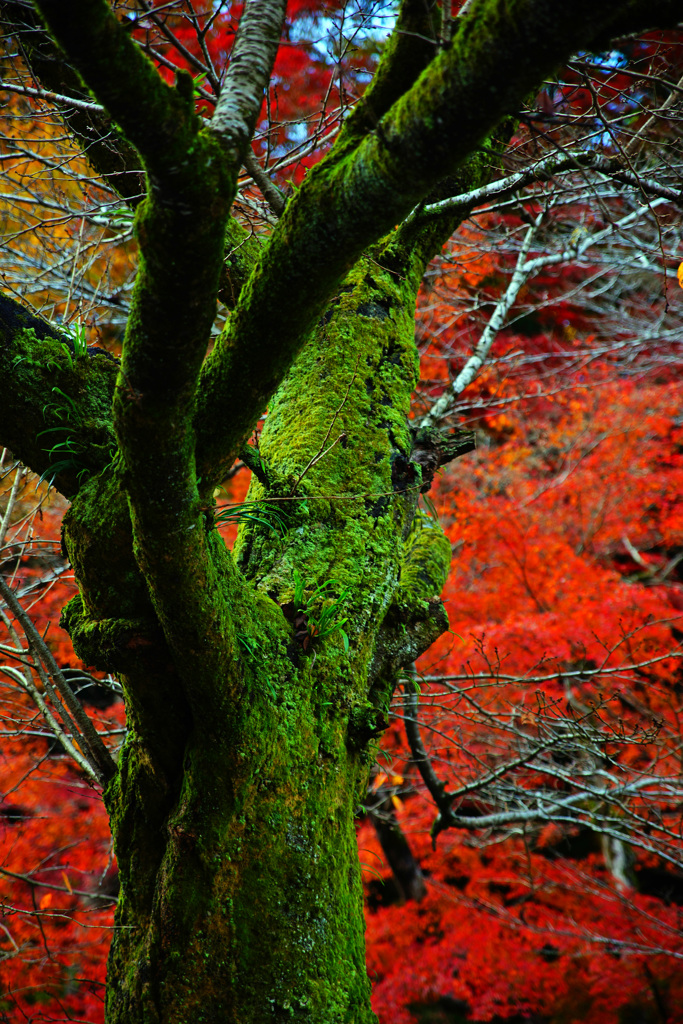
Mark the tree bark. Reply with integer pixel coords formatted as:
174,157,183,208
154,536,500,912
58,245,451,1023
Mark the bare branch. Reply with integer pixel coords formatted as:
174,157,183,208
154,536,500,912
0,78,105,113
420,215,541,429
243,149,286,217
210,0,287,154
196,0,650,482
0,574,116,782
419,195,672,430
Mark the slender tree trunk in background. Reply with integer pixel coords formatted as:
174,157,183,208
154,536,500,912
369,790,428,904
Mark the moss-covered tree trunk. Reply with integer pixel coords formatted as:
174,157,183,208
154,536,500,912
0,0,676,1020
57,239,451,1023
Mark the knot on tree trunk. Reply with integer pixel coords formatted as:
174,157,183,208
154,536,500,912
369,510,452,684
410,425,476,492
60,593,162,674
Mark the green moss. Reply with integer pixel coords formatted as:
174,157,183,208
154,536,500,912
399,509,452,613
102,249,439,1021
219,216,264,309
347,703,389,749
0,317,119,497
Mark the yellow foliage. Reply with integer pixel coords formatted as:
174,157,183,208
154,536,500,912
0,76,136,343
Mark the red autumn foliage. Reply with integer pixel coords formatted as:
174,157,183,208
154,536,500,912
5,267,682,1024
129,0,382,184
0,481,122,1021
358,217,683,1024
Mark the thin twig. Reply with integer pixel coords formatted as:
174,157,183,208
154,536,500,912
0,661,98,782
0,577,116,782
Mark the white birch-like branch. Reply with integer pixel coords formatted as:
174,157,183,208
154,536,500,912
414,150,683,221
419,197,669,430
414,150,601,221
420,215,540,430
210,0,287,154
0,79,106,114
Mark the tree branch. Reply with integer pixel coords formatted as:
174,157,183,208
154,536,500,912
402,677,683,861
402,671,458,845
194,0,663,484
0,575,117,782
32,0,198,174
420,214,541,430
0,77,103,112
0,292,118,498
209,0,287,156
30,0,264,712
417,150,600,220
418,196,670,429
243,149,286,217
417,150,683,221
337,0,439,147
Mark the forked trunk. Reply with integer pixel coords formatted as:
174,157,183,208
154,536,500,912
58,259,450,1023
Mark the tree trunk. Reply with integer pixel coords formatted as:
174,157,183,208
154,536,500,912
53,252,450,1023
105,721,374,1023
